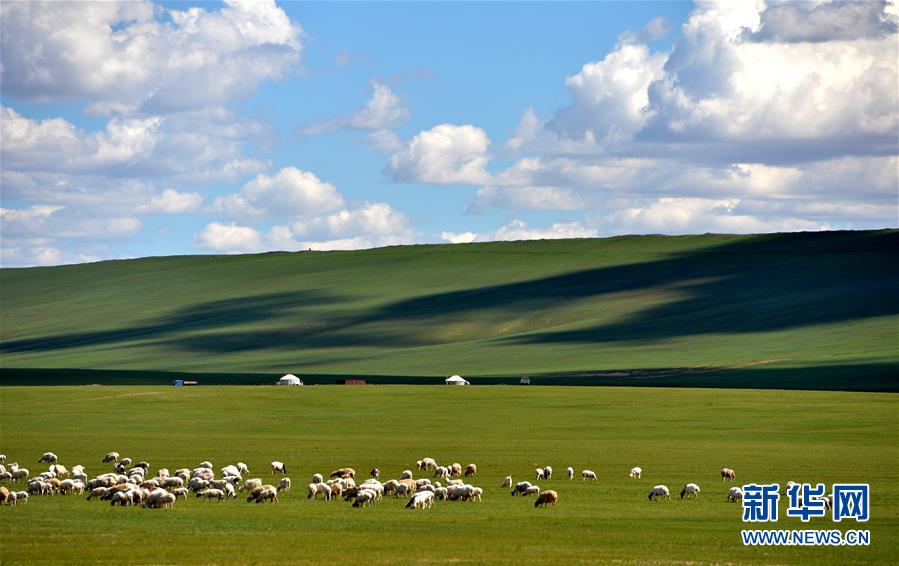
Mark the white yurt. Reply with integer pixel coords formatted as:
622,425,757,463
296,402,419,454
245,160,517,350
445,375,470,385
277,374,303,386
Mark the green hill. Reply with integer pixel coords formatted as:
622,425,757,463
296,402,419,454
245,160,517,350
1,230,897,389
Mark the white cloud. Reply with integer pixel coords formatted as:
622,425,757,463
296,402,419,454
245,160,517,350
289,202,412,239
439,231,478,244
744,0,897,43
0,205,142,240
601,198,830,235
297,83,410,135
0,245,101,268
0,0,303,115
470,186,584,213
136,188,203,214
494,219,598,241
213,167,345,220
640,16,670,41
505,107,542,152
366,129,405,154
195,222,263,253
387,124,491,184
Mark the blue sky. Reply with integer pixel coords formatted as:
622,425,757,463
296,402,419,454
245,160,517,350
1,1,896,266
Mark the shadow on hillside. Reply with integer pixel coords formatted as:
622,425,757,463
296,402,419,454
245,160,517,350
0,290,342,353
1,230,897,355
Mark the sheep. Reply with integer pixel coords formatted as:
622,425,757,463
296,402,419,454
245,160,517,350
464,464,477,477
470,487,483,502
351,488,376,508
446,478,463,486
72,465,85,476
721,468,736,481
648,485,671,501
307,482,331,500
0,487,8,504
582,470,597,481
433,466,450,479
414,478,432,490
629,467,642,479
511,481,532,496
135,461,150,471
418,457,437,470
38,452,58,464
360,480,384,498
120,457,133,468
434,487,449,500
405,490,435,509
6,492,17,506
727,487,743,502
162,477,184,489
382,479,399,495
278,477,291,492
175,469,191,482
198,460,213,469
0,472,11,482
172,487,190,500
14,491,28,504
102,452,119,463
543,466,553,480
271,461,287,475
370,467,380,479
197,489,225,502
221,465,240,478
328,482,343,499
535,468,545,480
400,470,414,480
237,462,249,475
564,466,573,480
155,468,170,479
535,490,558,508
330,467,355,480
87,487,108,500
501,475,512,488
450,463,462,477
524,485,541,496
11,468,29,483
395,483,412,497
189,478,210,492
311,473,323,484
29,480,48,495
0,455,5,463
680,483,701,500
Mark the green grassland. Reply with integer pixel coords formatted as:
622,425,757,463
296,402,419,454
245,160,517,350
1,231,897,389
0,385,896,564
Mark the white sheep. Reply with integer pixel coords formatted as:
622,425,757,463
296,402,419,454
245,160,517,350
197,489,225,501
470,486,483,502
535,467,545,480
721,468,736,481
501,475,512,487
102,452,119,463
629,467,642,479
162,477,184,489
511,481,532,496
433,466,450,479
0,455,5,463
237,462,250,475
172,487,190,500
566,467,574,480
582,470,597,481
72,465,85,476
352,488,376,507
307,482,331,500
680,483,700,500
14,491,28,504
543,466,553,480
11,468,29,483
278,477,292,492
223,483,237,499
311,473,323,484
648,485,671,501
727,487,743,502
198,461,213,469
405,490,434,509
400,470,414,480
271,461,287,475
418,457,437,470
6,492,17,506
524,485,540,496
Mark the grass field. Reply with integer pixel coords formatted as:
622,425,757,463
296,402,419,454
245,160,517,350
2,231,897,389
1,385,896,564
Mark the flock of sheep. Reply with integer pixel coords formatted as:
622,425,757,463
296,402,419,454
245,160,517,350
0,452,745,511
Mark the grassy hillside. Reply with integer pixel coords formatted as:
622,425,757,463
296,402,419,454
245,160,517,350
1,230,897,388
1,385,896,564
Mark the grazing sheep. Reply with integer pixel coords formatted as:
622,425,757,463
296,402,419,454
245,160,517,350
175,469,191,482
721,468,736,481
382,479,399,495
172,487,190,500
0,455,5,463
329,482,343,499
197,489,225,502
311,473,324,484
405,490,435,509
156,468,170,479
6,492,17,506
524,485,540,496
535,468,545,480
271,461,287,475
511,481,532,496
414,478,432,490
198,461,213,469
370,468,380,479
223,483,237,499
501,475,512,488
464,464,477,477
566,467,574,480
648,485,671,501
450,463,462,477
220,465,240,478
629,467,642,479
535,490,558,508
307,482,331,500
72,465,85,476
120,458,132,468
0,487,8,504
418,457,437,470
11,468,29,483
87,487,108,500
330,467,355,480
395,483,412,497
434,487,449,500
14,491,29,504
433,466,450,479
543,466,553,480
352,489,376,508
470,487,483,502
278,477,291,492
237,462,250,475
727,487,743,502
189,478,210,493
400,470,414,480
582,470,597,481
38,452,58,464
103,452,119,463
680,483,701,500
162,477,184,489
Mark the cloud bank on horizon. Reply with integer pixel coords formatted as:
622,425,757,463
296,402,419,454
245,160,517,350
1,0,896,266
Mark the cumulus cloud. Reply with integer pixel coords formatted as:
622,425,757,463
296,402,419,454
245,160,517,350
505,107,542,152
136,189,203,214
298,83,410,136
439,231,478,244
0,0,303,115
744,0,898,43
439,219,598,244
0,205,142,241
212,167,345,220
469,186,584,213
195,222,263,254
387,124,491,184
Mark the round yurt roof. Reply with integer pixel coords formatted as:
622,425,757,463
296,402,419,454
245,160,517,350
277,374,302,385
445,375,469,384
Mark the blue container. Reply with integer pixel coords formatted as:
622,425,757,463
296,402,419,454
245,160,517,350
173,379,184,386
